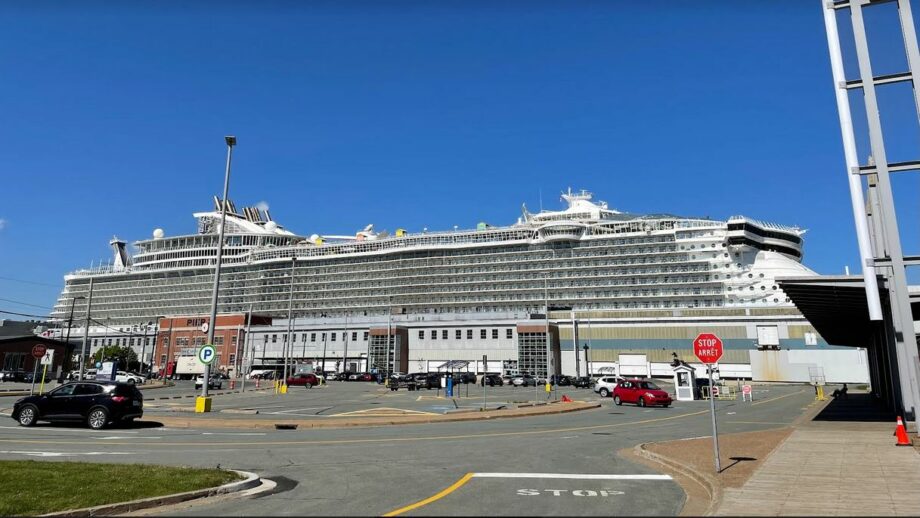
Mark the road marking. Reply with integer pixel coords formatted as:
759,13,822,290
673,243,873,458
95,436,161,440
383,473,474,517
384,472,670,515
201,432,267,436
472,473,671,480
330,407,438,417
726,420,792,426
0,450,135,457
0,390,807,448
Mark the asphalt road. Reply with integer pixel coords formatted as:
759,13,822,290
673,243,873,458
0,383,811,516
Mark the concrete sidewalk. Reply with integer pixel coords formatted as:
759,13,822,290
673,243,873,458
715,422,920,516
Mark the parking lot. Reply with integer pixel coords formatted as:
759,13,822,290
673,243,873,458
0,378,811,516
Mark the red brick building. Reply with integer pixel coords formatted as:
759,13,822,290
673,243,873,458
153,314,271,378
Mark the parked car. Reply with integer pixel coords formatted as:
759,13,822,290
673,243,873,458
286,373,319,387
411,372,440,390
480,374,504,387
593,375,625,398
0,370,26,382
115,371,144,385
570,376,592,388
358,373,374,382
550,375,572,386
501,374,515,385
12,381,143,430
194,375,223,390
512,374,536,387
613,379,672,407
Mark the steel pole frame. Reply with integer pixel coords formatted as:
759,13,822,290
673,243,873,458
241,302,253,391
823,0,920,421
201,136,235,400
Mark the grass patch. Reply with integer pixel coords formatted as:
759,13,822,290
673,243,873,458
0,460,241,516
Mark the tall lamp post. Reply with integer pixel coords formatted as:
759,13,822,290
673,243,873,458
583,344,590,378
59,295,85,382
199,135,235,409
385,296,392,386
78,279,95,381
282,257,296,388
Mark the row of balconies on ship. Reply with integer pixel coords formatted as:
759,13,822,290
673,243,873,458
65,277,728,319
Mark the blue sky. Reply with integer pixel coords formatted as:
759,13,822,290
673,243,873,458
1,1,918,316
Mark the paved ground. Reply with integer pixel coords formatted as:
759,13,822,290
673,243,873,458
0,383,811,516
715,420,920,516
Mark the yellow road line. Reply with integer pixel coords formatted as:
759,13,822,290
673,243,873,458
726,420,793,426
382,472,474,517
0,390,806,448
751,389,804,406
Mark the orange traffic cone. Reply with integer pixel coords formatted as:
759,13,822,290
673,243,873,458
895,416,912,446
561,395,573,403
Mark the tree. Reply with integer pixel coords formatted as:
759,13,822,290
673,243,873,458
91,345,137,371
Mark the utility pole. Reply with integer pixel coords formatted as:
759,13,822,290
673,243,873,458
571,309,579,378
385,297,393,386
199,135,235,410
78,279,94,381
342,311,350,375
59,295,84,382
241,303,253,392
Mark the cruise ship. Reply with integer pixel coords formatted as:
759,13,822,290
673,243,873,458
52,189,813,323
48,189,825,379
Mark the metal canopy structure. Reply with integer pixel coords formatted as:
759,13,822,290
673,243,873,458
435,360,470,372
780,275,920,415
821,0,920,422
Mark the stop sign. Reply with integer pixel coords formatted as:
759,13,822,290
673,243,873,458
31,344,47,359
693,333,723,364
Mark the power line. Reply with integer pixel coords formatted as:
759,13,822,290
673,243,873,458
0,309,51,319
0,275,60,288
0,298,53,310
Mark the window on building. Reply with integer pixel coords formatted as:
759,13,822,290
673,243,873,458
160,354,167,366
331,333,336,341
352,332,357,342
492,329,498,339
214,336,224,346
92,339,98,347
229,354,235,365
480,329,486,339
456,329,462,340
506,329,513,339
442,329,448,340
342,332,347,342
272,335,277,343
431,330,437,340
419,330,424,340
231,336,237,346
363,332,369,341
311,333,316,342
283,334,288,343
467,329,473,339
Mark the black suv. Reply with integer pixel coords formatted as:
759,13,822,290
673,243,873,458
571,376,593,388
480,374,504,386
12,381,143,430
412,372,441,390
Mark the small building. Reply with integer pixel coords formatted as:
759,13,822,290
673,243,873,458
0,335,74,379
153,314,273,379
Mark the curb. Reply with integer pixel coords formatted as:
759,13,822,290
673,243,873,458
633,443,721,516
142,401,602,430
40,469,260,517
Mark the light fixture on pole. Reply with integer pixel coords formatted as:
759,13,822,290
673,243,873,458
199,135,235,411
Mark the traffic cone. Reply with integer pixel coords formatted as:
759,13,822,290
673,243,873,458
561,395,573,403
895,416,912,446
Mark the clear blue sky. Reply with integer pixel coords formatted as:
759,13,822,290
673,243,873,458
1,1,918,317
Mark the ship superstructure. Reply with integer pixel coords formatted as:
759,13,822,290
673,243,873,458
51,189,814,325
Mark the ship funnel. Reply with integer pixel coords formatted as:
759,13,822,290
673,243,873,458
110,236,131,271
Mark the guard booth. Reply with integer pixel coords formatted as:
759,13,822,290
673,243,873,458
672,363,696,401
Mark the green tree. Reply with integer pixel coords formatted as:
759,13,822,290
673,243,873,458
91,346,137,371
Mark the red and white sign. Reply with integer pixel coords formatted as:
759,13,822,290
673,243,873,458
31,344,47,359
693,333,723,364
742,384,752,395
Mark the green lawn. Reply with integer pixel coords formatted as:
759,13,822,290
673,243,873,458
0,460,241,516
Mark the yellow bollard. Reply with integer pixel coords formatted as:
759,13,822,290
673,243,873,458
281,383,288,394
195,396,212,413
38,365,48,395
815,385,826,401
545,382,551,393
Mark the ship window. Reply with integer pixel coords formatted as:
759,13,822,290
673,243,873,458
321,333,326,341
456,329,462,340
748,273,753,278
761,286,766,290
480,329,487,339
431,330,437,340
272,335,277,343
774,298,779,303
772,285,778,290
310,333,316,342
418,330,424,340
352,332,357,342
442,329,448,340
363,332,368,341
331,333,336,341
467,329,473,339
492,329,499,339
506,328,513,339
759,273,764,278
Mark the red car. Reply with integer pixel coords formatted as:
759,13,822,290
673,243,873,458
286,373,319,387
613,379,672,407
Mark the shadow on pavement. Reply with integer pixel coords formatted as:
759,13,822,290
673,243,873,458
813,393,895,422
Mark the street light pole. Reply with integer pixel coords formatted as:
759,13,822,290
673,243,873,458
59,295,84,382
320,329,328,377
283,257,296,388
342,311,350,375
544,274,552,397
163,319,175,384
385,297,392,386
200,135,235,406
241,302,253,392
571,309,579,378
78,279,95,381
583,344,590,378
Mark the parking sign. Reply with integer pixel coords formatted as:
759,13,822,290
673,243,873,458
198,344,216,365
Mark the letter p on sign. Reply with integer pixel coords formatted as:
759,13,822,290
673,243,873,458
198,345,216,365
